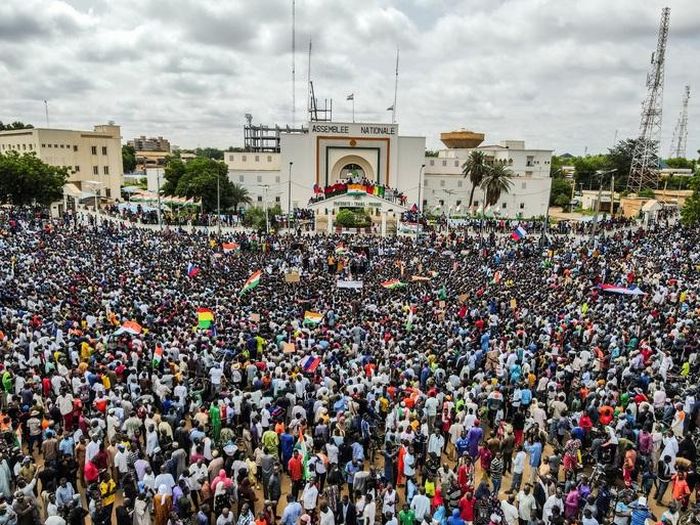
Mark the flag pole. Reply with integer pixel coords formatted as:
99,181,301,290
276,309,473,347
352,97,355,123
392,46,399,124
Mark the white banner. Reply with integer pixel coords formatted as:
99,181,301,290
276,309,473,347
337,280,364,289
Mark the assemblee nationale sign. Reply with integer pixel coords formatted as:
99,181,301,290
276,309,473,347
311,123,397,135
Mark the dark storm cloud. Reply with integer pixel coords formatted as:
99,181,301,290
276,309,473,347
0,0,698,156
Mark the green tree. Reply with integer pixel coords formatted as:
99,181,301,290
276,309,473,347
462,150,490,209
550,177,573,206
122,144,137,173
666,157,696,170
0,121,34,131
425,150,439,158
230,183,252,212
172,157,234,212
549,155,569,178
573,154,609,190
162,157,187,195
194,147,224,160
480,164,513,207
0,151,67,206
680,176,700,226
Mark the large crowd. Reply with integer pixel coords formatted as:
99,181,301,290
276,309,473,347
0,207,698,525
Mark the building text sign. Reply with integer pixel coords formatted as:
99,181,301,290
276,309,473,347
311,123,397,136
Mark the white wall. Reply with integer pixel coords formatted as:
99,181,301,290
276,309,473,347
396,136,427,207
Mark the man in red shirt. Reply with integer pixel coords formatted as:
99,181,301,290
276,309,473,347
459,490,475,524
288,450,304,500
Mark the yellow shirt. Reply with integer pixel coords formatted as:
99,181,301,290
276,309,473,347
100,479,117,506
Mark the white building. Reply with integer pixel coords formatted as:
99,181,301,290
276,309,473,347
0,123,124,209
223,123,552,220
422,133,553,218
224,121,426,211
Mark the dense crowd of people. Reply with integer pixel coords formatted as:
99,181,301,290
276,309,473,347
0,206,698,525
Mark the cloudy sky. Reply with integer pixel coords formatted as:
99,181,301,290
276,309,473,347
1,0,698,155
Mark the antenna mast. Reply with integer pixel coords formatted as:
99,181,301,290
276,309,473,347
392,47,399,124
307,40,312,122
291,0,296,128
669,85,690,158
627,6,670,192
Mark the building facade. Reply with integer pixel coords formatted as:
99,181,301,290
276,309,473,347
0,123,124,202
128,135,171,152
422,138,553,218
224,121,426,211
223,123,552,219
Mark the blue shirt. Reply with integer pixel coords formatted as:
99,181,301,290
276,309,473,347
59,437,75,456
281,501,303,525
525,442,542,466
520,389,532,406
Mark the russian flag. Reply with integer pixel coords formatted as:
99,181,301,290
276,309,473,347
187,263,200,278
511,225,527,241
300,355,321,373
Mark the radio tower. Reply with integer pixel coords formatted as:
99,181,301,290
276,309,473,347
669,85,690,158
627,7,670,193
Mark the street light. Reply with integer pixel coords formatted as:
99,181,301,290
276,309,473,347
417,164,425,212
216,172,221,236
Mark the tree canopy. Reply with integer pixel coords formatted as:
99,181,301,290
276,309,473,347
122,144,137,173
0,151,68,206
162,156,243,212
0,121,34,131
681,176,700,226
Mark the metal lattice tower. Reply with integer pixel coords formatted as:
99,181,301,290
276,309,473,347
669,85,690,158
627,7,671,193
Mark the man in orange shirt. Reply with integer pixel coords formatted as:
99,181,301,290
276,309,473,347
288,450,304,500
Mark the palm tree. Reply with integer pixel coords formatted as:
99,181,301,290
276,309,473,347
230,183,252,213
462,150,490,209
480,164,514,207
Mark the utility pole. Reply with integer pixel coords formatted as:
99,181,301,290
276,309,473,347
288,162,293,229
609,174,615,218
590,169,616,245
156,170,162,230
216,172,221,236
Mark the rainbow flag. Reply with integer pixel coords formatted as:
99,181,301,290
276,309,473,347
381,279,406,290
240,270,262,295
197,308,214,329
303,311,324,325
222,242,240,253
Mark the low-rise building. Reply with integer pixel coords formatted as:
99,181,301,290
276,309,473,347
0,123,124,207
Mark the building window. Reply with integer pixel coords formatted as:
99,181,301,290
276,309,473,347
74,145,78,152
239,175,244,182
454,160,459,167
430,160,435,166
502,202,507,209
525,171,533,177
521,182,527,189
424,179,428,186
103,166,109,175
267,156,272,162
439,180,445,187
275,196,281,203
242,155,247,161
519,202,525,209
457,180,463,188
59,144,64,148
41,144,45,148
275,176,280,183
442,160,447,167
229,155,234,161
92,166,99,175
255,155,260,162
91,146,97,155
439,199,444,206
257,196,262,202
22,144,27,150
102,146,107,155
54,144,58,148
474,200,479,207
422,199,427,207
75,165,80,172
257,175,262,183
105,189,111,198
456,200,462,207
